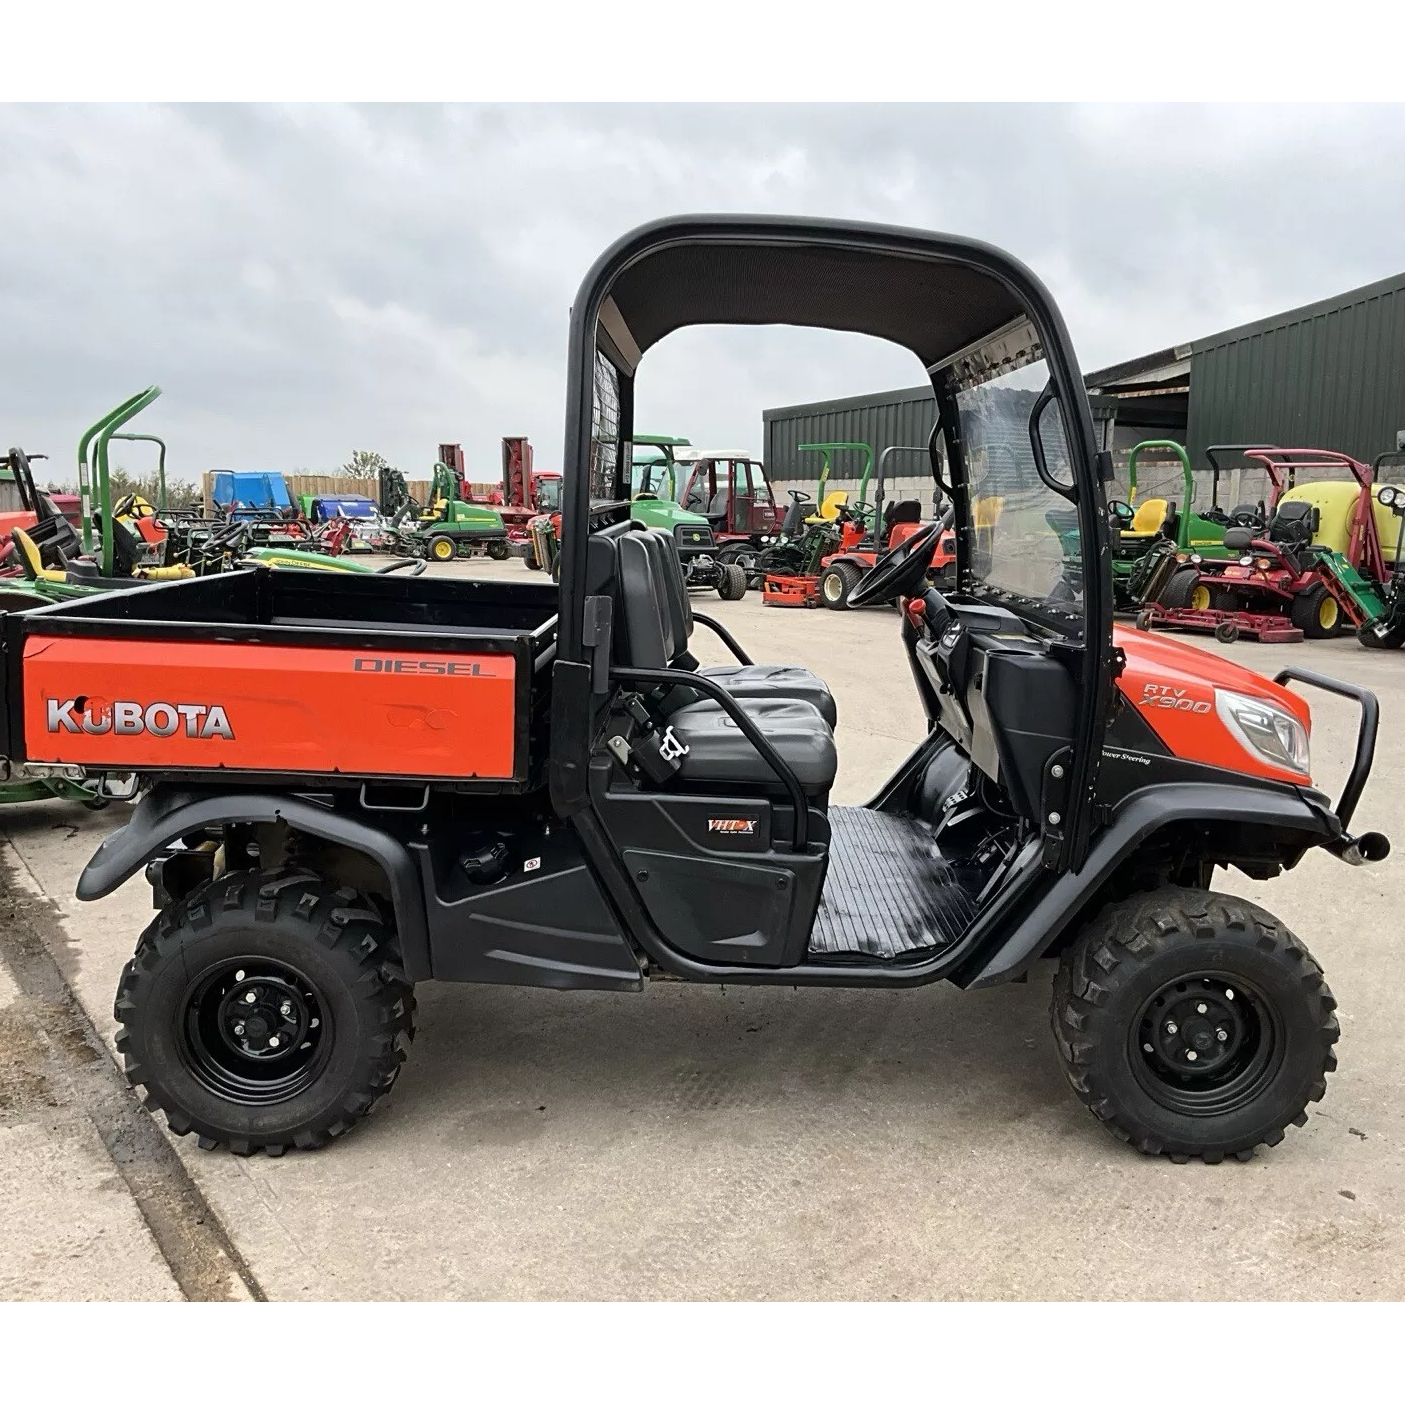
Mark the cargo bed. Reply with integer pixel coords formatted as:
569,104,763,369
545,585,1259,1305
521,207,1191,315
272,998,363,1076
0,567,558,791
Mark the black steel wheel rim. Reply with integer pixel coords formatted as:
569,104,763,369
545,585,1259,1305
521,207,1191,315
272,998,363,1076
180,958,332,1106
1130,972,1281,1117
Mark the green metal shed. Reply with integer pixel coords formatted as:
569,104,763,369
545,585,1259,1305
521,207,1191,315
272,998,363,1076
1184,271,1405,464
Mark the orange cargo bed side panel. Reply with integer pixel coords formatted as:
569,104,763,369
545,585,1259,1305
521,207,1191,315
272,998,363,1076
23,637,518,780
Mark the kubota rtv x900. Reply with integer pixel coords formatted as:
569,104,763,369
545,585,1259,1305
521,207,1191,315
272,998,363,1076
1,215,1385,1163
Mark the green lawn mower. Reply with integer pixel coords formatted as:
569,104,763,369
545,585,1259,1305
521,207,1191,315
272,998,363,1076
388,460,510,562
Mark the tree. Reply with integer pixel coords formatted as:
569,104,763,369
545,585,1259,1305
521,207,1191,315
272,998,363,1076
342,449,394,480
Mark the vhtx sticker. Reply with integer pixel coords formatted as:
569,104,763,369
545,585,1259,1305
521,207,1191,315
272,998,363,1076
1138,683,1211,714
46,698,234,739
708,818,757,835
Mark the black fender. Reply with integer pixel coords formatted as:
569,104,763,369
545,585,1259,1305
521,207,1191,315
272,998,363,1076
77,786,433,983
953,782,1340,990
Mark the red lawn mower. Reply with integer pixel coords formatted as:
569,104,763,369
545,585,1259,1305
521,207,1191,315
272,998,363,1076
816,442,956,609
1142,448,1387,644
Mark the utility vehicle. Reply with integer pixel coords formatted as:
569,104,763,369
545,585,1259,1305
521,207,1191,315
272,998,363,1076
7,216,1386,1163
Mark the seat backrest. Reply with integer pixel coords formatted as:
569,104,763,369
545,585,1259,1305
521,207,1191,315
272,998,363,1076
1269,499,1316,545
642,529,696,661
807,489,849,524
1129,497,1168,534
615,531,677,670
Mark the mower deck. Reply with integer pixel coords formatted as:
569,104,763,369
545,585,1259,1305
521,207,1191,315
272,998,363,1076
808,808,979,960
762,573,819,607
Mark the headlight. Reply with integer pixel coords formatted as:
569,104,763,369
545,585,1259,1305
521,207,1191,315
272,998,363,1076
1215,688,1310,776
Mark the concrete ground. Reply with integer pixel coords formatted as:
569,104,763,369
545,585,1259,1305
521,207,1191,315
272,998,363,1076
1,554,1402,1299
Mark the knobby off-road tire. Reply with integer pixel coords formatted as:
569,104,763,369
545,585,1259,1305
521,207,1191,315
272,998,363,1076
716,562,748,600
114,868,416,1156
1051,886,1338,1163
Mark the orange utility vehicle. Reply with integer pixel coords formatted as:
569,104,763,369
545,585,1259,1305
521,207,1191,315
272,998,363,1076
6,215,1385,1168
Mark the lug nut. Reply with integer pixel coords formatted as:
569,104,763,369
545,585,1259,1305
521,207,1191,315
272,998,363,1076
1196,1002,1208,1014
245,991,258,1004
234,1023,245,1035
1217,1028,1228,1042
1165,1021,1178,1035
1186,1050,1198,1061
280,1002,292,1016
268,1035,280,1048
1143,1042,1154,1053
1224,988,1235,1000
235,970,245,981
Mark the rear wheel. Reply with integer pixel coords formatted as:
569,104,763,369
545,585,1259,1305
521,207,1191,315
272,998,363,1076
524,555,542,571
114,869,416,1156
1157,566,1199,611
716,562,748,600
819,561,863,609
1052,887,1338,1163
1290,583,1339,639
428,535,456,563
486,541,510,561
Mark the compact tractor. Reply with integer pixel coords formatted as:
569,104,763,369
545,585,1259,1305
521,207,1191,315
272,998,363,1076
6,215,1384,1168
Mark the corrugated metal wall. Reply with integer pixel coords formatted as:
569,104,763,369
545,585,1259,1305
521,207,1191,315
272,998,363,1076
763,386,938,485
1186,273,1405,465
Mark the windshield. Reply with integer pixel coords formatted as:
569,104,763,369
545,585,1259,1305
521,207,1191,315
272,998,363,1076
956,360,1081,621
536,476,562,512
630,458,678,500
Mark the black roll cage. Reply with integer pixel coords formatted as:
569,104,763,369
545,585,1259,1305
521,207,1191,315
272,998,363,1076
551,215,1113,869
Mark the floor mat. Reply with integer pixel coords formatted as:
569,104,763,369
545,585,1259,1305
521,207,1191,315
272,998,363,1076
809,807,980,960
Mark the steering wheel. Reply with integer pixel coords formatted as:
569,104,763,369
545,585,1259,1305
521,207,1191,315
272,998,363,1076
1230,504,1263,528
847,520,944,609
1107,499,1135,527
201,521,250,559
375,557,427,575
787,489,812,503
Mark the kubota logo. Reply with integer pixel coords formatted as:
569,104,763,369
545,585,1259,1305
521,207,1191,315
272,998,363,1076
46,697,235,739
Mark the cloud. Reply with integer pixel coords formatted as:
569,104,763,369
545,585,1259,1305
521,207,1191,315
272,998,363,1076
3,103,1402,485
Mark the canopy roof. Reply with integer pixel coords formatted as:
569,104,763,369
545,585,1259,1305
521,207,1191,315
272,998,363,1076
599,225,1032,374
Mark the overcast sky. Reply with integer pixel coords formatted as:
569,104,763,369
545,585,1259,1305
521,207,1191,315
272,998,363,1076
3,103,1403,487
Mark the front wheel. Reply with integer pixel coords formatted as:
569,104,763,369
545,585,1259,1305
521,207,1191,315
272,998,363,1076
486,541,510,561
819,560,863,609
716,562,748,600
1290,582,1339,639
428,535,457,563
114,869,416,1156
1052,887,1338,1163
